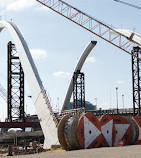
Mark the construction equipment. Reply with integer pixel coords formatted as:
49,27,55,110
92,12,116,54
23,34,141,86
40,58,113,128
58,112,140,150
36,0,141,60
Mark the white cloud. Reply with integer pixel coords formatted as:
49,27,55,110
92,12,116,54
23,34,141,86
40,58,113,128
6,0,35,12
0,0,10,12
0,1,9,8
116,80,125,85
53,72,70,77
86,57,96,63
30,49,47,59
0,0,49,14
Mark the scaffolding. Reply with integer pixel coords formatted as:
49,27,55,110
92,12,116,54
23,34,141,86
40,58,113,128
132,46,141,116
73,70,85,109
7,41,25,122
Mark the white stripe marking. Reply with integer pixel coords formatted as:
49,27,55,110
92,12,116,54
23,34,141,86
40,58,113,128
101,119,113,147
114,124,130,146
84,116,101,148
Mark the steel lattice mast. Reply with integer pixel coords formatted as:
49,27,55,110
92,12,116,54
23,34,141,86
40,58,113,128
7,41,25,122
36,0,141,60
132,47,141,116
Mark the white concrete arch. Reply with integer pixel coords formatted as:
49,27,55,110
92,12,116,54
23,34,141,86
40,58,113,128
0,21,42,102
62,41,97,110
0,21,59,149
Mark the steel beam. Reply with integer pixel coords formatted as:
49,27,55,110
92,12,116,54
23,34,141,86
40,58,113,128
0,122,41,128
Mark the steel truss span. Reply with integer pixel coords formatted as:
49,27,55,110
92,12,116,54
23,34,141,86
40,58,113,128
0,21,59,149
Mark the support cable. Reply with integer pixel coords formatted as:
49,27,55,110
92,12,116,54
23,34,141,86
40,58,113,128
114,0,141,10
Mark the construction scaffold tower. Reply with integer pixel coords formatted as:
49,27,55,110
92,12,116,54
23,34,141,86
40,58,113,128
132,46,141,116
7,41,25,122
73,70,85,109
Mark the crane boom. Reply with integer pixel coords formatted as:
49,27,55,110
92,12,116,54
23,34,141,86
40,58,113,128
36,0,141,60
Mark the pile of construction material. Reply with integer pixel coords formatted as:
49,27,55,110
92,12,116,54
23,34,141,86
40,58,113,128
57,113,141,150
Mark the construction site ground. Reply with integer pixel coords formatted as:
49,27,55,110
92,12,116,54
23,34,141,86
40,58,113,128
1,145,141,158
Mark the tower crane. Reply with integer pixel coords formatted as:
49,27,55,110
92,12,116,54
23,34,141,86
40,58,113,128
35,0,141,60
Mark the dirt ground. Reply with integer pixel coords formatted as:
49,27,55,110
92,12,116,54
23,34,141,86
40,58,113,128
2,145,141,158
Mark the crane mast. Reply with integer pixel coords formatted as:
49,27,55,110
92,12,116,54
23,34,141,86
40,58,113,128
36,0,141,60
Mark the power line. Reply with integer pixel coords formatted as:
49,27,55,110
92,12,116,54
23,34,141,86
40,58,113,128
114,0,141,10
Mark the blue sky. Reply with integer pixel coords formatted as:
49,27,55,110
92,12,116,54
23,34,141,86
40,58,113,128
0,0,140,121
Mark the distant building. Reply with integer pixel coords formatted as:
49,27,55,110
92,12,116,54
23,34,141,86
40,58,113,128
65,101,97,111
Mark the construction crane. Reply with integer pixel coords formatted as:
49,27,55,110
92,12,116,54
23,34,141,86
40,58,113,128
35,0,141,60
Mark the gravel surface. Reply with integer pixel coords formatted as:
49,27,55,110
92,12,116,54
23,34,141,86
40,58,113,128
4,145,141,158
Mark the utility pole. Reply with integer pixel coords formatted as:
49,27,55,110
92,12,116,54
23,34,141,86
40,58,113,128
116,87,119,114
122,94,124,109
95,98,98,109
57,97,59,113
